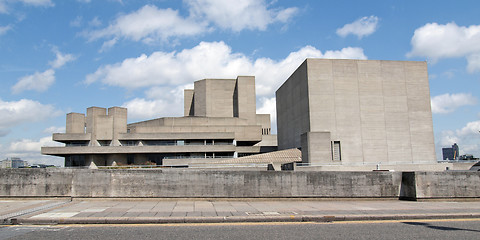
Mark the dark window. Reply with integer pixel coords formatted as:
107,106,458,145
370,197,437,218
65,155,85,167
127,155,135,165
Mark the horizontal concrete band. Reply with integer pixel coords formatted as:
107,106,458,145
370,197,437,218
1,169,479,199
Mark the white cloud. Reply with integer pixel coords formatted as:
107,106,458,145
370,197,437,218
86,5,207,46
438,120,480,158
0,98,59,132
336,16,379,39
257,97,277,132
49,48,76,69
86,41,367,96
1,136,64,166
86,1,298,48
90,41,366,125
431,93,477,114
12,69,55,94
466,53,480,73
9,136,61,152
439,130,459,147
0,24,11,35
121,98,168,120
18,0,53,7
122,84,189,120
70,16,82,27
0,0,54,14
456,121,480,137
185,0,298,31
408,22,480,72
43,126,65,134
88,16,101,27
12,48,74,94
0,1,6,13
99,38,117,53
0,129,10,137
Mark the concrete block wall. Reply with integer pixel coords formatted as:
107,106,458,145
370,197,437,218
2,169,480,199
194,79,236,118
401,171,480,199
0,169,73,197
235,76,257,124
66,113,85,134
301,132,333,164
0,169,402,198
276,60,310,150
276,59,436,166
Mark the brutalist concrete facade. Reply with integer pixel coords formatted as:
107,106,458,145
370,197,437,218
276,59,436,167
42,76,277,167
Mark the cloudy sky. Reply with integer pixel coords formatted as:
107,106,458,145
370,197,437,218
1,0,480,166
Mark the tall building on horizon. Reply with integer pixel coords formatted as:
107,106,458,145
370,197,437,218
0,157,27,168
442,143,459,160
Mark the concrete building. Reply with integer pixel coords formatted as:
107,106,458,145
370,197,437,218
42,76,277,167
276,59,436,169
0,157,27,168
442,143,459,160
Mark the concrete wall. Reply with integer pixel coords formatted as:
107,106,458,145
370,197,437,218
276,60,310,150
2,169,479,199
401,171,480,200
66,113,85,134
235,76,257,124
0,169,74,197
301,132,334,164
194,79,237,118
276,59,436,166
184,89,194,116
0,169,403,198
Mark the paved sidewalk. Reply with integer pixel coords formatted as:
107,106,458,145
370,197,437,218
3,199,480,225
0,198,70,224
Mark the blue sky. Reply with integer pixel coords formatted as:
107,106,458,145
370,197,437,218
1,0,480,166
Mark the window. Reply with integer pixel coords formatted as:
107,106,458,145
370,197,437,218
98,140,111,146
127,155,135,165
65,155,85,167
66,141,89,147
332,141,341,161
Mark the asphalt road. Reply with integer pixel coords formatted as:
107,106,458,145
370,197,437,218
1,219,480,240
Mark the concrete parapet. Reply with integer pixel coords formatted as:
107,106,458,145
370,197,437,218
0,169,479,199
400,171,480,200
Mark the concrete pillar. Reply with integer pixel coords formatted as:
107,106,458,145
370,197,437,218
108,107,127,146
86,107,106,134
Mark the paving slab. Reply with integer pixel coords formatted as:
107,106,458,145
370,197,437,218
3,199,480,225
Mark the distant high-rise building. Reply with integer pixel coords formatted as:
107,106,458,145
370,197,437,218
442,143,459,160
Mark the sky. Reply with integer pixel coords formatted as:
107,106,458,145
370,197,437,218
1,0,480,166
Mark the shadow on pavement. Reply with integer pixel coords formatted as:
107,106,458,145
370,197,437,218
402,221,480,233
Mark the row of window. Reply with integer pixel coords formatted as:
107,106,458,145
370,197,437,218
65,139,234,147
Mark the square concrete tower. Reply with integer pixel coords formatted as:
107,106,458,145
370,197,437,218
185,76,257,123
276,59,436,166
